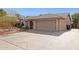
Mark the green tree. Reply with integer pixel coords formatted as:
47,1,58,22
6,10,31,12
0,9,7,17
72,13,79,28
15,13,21,19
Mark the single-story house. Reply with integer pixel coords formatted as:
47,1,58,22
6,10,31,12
25,13,72,32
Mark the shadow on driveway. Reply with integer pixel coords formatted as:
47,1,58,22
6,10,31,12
27,30,69,36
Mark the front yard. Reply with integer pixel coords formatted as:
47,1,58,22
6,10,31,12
0,29,79,50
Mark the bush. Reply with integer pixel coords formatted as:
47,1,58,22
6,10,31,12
21,26,29,31
0,16,18,28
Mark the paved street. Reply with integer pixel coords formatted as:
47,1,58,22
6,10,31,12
0,29,79,50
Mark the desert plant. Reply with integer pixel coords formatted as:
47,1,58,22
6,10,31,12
72,13,79,28
0,16,18,31
21,26,29,31
0,9,7,17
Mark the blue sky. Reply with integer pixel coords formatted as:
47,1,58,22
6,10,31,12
4,8,79,16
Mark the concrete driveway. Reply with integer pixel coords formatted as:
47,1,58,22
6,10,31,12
0,29,79,50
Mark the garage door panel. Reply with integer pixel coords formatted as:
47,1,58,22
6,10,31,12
36,20,56,32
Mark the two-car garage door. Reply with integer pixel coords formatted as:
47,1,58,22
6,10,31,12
36,20,56,32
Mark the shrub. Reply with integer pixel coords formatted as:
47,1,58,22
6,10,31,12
0,16,18,29
0,9,7,17
21,26,29,31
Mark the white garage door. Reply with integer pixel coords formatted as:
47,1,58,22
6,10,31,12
36,20,56,32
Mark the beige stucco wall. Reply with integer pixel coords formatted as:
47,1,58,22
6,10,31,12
55,19,59,32
58,13,71,25
33,21,36,29
59,19,67,31
55,19,67,32
26,21,30,29
62,13,71,25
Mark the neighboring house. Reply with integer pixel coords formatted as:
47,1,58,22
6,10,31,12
25,13,72,32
